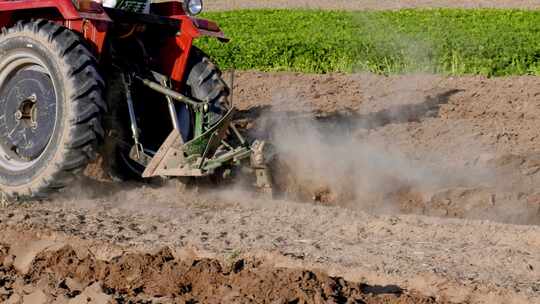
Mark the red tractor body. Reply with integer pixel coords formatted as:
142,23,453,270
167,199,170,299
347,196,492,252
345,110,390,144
0,0,227,85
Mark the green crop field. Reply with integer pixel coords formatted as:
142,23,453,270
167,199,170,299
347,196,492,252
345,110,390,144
196,9,540,76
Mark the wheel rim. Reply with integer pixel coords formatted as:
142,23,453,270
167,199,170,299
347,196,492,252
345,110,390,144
0,51,57,172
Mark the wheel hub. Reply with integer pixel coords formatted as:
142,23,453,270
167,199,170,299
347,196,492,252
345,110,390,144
15,93,38,126
0,69,57,161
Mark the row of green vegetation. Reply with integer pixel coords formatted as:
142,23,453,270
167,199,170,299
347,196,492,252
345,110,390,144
196,9,540,76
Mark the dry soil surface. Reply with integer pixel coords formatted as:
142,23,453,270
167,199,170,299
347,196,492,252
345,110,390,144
233,72,540,225
1,72,540,303
206,0,540,11
0,230,440,304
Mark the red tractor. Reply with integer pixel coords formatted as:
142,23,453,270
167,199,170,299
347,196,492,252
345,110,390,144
0,0,272,200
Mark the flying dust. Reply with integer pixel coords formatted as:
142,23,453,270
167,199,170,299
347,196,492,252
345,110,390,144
247,74,540,225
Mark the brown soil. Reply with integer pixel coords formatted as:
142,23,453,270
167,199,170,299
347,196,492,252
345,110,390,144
206,0,540,11
233,72,540,225
2,72,540,303
0,234,442,304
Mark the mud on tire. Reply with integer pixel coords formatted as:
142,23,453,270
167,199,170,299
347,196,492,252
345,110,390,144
0,20,105,200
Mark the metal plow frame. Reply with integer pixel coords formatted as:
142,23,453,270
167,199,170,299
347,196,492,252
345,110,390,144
127,72,274,193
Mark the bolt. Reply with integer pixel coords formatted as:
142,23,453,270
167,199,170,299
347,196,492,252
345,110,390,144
28,94,37,103
14,111,22,120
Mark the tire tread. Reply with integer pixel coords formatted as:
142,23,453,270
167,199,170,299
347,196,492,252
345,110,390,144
0,20,105,200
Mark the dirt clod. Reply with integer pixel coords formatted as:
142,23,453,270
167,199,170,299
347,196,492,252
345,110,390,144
1,243,445,303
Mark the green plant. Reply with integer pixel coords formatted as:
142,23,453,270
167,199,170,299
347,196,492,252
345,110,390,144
196,9,540,76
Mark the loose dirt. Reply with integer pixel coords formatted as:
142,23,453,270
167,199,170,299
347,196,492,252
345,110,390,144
0,233,442,303
2,72,540,303
234,72,540,225
206,0,540,11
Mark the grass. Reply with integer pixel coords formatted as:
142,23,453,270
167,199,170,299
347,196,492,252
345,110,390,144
195,9,540,76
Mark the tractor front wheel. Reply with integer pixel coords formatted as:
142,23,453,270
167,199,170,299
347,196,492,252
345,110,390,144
0,20,105,200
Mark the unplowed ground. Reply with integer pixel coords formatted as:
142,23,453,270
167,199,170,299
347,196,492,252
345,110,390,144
1,72,540,303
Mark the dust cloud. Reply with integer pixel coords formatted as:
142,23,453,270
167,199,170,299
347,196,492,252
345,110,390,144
241,14,540,223
262,95,488,215
249,71,540,225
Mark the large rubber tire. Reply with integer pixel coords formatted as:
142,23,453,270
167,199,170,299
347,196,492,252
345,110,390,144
0,20,105,200
184,47,230,133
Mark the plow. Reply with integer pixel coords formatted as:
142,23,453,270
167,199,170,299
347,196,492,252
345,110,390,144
0,0,273,200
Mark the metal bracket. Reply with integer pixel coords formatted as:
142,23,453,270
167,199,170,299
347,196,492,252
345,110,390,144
136,75,209,112
129,145,153,167
250,140,274,194
121,72,145,159
142,129,187,177
142,109,236,178
151,71,183,134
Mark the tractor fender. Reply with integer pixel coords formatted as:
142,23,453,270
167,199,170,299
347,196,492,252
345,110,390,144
163,16,228,84
0,0,81,24
0,0,110,55
191,17,230,42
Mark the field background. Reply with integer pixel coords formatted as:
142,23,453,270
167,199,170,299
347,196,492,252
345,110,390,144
197,9,540,75
205,0,540,11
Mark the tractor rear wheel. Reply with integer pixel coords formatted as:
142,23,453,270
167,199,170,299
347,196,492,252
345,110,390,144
173,47,230,142
0,20,105,200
